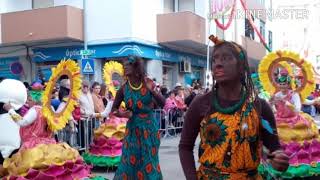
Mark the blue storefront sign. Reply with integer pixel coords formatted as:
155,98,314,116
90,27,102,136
0,57,21,79
33,41,207,67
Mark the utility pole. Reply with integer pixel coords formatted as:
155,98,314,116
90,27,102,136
83,0,88,52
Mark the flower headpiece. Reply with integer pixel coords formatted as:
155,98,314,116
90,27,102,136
277,70,291,84
209,35,245,61
29,81,44,103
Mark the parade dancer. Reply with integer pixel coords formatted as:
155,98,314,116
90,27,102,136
2,81,91,180
260,71,320,180
179,35,289,180
112,56,165,180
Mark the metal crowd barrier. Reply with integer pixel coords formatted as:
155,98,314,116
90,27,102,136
56,109,185,150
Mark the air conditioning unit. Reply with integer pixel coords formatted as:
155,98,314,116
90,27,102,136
179,60,191,73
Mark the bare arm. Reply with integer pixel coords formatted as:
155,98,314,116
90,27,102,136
150,90,166,108
9,107,37,127
111,85,124,112
179,95,207,180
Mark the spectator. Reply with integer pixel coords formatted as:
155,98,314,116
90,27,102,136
51,88,61,111
99,84,109,107
56,78,76,146
175,88,187,110
175,82,182,90
160,86,168,98
164,91,178,113
79,81,95,118
91,82,105,114
185,85,200,107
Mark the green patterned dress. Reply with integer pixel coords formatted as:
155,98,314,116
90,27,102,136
113,83,163,180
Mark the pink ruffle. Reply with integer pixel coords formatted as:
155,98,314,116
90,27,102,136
107,116,128,125
21,138,57,150
6,159,91,180
89,136,122,157
282,140,320,165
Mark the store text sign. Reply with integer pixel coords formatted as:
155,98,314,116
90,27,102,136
209,0,233,19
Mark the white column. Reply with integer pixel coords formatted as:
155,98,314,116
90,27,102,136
19,56,33,83
94,58,102,83
146,59,163,85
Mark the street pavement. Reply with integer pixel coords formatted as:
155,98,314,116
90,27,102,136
91,136,200,180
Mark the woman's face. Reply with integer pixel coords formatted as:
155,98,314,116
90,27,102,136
82,84,89,94
26,96,35,107
279,81,289,91
93,85,101,95
212,46,240,83
124,62,134,77
170,93,175,98
178,90,184,97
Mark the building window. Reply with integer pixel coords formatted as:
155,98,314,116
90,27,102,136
178,0,195,12
32,0,54,9
164,0,175,13
245,17,255,40
260,20,265,43
268,30,273,51
163,62,175,89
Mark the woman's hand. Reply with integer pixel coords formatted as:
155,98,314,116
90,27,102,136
267,150,289,172
113,110,132,119
144,77,155,91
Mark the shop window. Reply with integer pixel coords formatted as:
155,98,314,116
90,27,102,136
32,0,54,9
164,0,175,13
178,0,195,12
245,16,255,40
163,62,175,89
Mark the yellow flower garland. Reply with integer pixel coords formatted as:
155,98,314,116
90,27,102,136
42,59,82,131
258,50,315,102
103,61,124,97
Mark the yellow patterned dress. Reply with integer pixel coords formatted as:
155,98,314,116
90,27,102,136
197,103,263,180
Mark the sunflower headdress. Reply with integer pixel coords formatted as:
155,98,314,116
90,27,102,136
103,61,124,98
258,50,315,101
42,59,82,131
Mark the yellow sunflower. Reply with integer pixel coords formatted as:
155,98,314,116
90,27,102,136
42,59,82,131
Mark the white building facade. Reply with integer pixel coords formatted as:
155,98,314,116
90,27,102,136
0,0,212,89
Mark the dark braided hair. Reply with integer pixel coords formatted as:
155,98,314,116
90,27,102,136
211,41,258,109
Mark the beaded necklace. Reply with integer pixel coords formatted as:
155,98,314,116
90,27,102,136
128,80,142,91
212,88,247,114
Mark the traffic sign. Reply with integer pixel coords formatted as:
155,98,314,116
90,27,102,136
81,59,94,74
80,49,95,56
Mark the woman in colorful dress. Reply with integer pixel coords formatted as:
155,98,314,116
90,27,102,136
112,56,165,180
179,35,289,180
3,82,91,180
260,71,320,179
